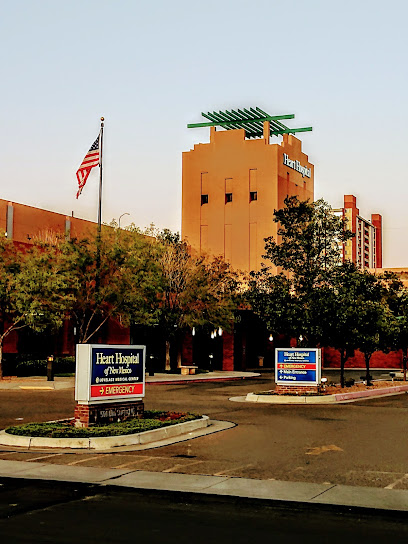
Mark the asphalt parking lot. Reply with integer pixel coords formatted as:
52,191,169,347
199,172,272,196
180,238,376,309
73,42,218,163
0,372,407,490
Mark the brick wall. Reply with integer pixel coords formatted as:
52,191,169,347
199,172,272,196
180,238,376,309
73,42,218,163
74,400,144,428
274,384,319,395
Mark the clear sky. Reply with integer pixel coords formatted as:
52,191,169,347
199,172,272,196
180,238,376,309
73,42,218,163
1,0,407,267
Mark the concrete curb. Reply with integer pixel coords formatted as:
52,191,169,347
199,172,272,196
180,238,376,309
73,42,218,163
146,371,261,385
0,459,407,513
239,384,408,404
0,415,210,450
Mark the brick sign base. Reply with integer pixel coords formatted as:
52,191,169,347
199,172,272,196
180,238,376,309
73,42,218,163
275,384,319,396
75,400,144,428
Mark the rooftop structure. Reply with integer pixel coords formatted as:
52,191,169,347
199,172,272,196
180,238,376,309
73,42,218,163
183,107,314,273
188,106,312,139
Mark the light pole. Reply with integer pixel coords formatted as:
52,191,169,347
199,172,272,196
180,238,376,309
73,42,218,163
118,212,130,229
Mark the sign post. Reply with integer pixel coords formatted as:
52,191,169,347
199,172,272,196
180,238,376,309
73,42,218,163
74,344,146,427
275,348,321,393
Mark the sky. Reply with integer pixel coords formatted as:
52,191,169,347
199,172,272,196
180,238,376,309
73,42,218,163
1,0,408,267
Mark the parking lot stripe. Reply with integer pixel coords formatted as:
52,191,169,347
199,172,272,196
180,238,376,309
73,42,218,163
214,464,254,476
385,474,408,489
67,455,108,466
27,453,64,462
113,456,154,469
162,460,204,473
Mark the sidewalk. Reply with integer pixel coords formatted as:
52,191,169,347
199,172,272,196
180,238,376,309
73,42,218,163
0,371,260,390
0,459,407,513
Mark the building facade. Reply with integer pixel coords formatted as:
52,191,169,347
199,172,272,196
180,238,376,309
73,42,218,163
0,199,130,362
333,195,382,269
0,199,97,244
182,109,314,273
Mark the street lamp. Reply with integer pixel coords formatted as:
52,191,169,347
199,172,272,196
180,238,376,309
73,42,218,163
118,212,130,228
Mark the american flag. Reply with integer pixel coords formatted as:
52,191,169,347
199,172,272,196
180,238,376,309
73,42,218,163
76,135,100,198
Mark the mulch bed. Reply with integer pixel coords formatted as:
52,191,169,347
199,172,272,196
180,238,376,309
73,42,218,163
324,380,406,395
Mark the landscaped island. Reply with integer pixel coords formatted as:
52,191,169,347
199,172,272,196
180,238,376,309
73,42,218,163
5,410,200,439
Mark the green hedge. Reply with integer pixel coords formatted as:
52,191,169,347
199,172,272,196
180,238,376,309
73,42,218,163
5,410,200,438
2,355,75,377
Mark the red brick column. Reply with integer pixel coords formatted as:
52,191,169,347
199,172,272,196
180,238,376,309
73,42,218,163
222,332,234,371
74,404,91,428
182,333,193,365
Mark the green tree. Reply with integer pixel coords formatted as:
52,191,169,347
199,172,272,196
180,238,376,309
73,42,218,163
154,232,239,370
320,263,398,386
381,272,408,381
60,226,162,344
252,196,353,349
264,196,353,296
246,268,299,344
0,237,72,379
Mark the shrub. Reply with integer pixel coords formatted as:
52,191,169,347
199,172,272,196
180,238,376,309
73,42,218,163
2,355,76,377
5,411,200,438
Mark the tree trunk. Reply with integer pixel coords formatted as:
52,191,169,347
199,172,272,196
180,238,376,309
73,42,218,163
364,352,372,385
340,348,346,388
0,340,3,380
165,340,171,371
403,349,407,382
177,339,182,369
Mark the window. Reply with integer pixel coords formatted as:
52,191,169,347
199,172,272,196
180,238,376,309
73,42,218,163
201,194,208,205
250,191,258,202
225,193,232,203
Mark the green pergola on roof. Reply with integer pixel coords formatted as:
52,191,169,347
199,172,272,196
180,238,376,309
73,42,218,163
187,106,312,139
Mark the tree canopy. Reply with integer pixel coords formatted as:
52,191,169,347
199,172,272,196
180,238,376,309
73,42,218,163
263,196,353,295
247,196,406,386
0,237,73,378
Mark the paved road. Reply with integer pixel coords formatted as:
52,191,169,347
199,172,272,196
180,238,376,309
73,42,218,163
0,478,407,543
1,373,408,490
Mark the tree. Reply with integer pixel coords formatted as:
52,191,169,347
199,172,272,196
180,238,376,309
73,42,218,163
381,272,408,381
251,196,354,349
60,226,162,344
320,263,398,386
246,268,299,344
0,237,72,379
154,232,239,370
264,196,353,296
247,196,399,386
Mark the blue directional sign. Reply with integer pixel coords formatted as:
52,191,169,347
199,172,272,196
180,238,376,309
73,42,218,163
275,348,321,386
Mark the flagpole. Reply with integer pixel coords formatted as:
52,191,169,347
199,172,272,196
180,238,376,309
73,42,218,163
96,117,104,294
97,117,104,233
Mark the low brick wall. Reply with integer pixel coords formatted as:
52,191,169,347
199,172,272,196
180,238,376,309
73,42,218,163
74,400,144,428
274,384,319,395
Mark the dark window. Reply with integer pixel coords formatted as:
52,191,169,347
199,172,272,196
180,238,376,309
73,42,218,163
250,191,258,202
225,193,232,203
201,194,208,205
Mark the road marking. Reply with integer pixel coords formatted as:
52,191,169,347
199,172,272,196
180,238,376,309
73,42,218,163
19,386,54,390
162,460,204,473
306,445,343,456
113,456,154,469
27,453,64,462
67,455,107,466
214,464,254,476
385,474,408,489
